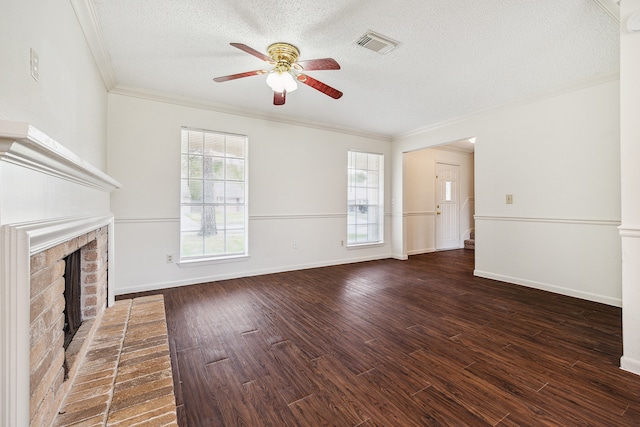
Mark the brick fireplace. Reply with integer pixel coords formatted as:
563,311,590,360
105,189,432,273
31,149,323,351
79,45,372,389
29,226,109,426
2,217,177,427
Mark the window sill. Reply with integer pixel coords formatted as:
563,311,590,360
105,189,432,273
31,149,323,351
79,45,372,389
346,242,385,249
177,254,250,268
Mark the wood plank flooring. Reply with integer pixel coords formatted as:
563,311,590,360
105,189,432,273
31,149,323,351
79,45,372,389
123,250,640,426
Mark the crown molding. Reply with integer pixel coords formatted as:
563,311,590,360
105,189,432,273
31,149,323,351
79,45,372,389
70,0,118,90
592,0,620,23
109,85,392,142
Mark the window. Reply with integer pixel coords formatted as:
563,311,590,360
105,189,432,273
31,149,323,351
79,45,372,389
347,151,384,246
180,128,247,261
445,181,453,201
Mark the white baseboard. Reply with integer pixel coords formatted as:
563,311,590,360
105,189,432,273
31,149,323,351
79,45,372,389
620,356,640,376
473,270,621,307
116,254,394,295
406,248,436,256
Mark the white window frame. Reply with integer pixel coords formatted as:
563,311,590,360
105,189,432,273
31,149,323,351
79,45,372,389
179,127,248,263
347,150,384,247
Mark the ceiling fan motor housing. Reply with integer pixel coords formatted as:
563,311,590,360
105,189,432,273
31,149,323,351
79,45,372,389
267,43,300,72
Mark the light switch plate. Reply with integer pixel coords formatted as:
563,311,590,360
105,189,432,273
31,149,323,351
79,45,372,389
506,194,513,204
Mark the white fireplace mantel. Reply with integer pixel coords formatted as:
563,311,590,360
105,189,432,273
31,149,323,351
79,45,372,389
0,120,121,427
0,120,120,192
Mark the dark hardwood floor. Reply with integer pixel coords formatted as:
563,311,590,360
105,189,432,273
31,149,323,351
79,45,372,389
128,250,640,426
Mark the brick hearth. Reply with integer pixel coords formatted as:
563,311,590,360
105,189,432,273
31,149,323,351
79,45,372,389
54,295,177,426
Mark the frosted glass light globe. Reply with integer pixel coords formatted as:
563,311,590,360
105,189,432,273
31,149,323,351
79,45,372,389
266,72,298,93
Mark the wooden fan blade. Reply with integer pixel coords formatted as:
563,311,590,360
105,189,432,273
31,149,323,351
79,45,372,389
273,90,286,105
297,74,343,99
294,58,340,71
230,43,272,62
213,70,265,82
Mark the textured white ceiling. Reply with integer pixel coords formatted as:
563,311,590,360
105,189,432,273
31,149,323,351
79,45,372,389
90,0,619,138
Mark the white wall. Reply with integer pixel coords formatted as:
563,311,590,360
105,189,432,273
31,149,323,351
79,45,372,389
0,0,109,227
404,147,474,254
393,79,621,306
620,0,640,375
107,93,393,294
0,0,107,170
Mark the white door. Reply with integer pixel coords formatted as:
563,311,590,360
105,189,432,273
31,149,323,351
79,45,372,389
435,162,460,250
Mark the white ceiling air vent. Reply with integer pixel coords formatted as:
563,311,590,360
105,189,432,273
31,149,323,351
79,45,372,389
355,31,399,54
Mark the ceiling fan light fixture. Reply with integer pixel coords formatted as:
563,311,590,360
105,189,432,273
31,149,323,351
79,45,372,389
266,71,297,93
213,42,342,104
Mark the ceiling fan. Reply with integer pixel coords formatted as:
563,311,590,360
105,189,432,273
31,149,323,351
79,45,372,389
213,42,343,106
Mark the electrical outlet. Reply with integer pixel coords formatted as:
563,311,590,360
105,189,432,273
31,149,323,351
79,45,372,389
30,48,39,81
340,240,344,247
166,254,173,263
506,194,513,204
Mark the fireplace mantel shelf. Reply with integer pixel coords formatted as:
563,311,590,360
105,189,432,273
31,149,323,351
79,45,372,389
0,120,121,191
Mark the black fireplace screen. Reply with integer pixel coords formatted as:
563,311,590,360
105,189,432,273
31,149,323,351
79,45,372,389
63,249,82,350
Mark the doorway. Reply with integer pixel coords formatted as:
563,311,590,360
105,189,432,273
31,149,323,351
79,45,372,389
401,141,474,256
435,162,460,250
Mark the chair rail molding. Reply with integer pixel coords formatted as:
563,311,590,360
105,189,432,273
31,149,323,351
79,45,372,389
619,225,640,238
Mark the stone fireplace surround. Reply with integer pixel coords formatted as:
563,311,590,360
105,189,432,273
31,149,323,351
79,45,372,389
0,121,120,426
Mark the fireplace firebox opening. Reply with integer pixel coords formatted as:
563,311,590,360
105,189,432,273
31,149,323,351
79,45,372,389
63,249,82,378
